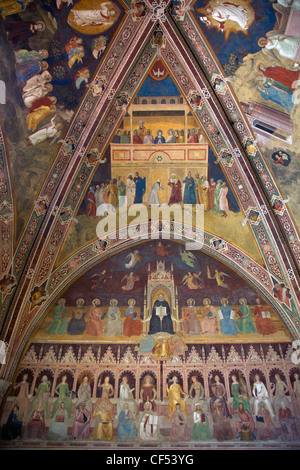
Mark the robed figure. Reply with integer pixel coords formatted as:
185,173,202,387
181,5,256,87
134,174,146,203
183,172,197,204
86,187,96,216
168,176,182,204
148,294,174,335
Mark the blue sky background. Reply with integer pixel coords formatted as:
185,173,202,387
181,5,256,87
138,75,181,96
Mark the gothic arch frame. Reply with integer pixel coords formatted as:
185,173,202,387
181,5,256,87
2,225,298,386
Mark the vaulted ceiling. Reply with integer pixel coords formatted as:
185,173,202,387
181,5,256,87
0,0,300,385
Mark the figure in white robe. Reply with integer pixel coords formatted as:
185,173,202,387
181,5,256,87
125,250,141,269
26,116,62,146
48,402,69,440
23,70,52,92
105,299,123,336
147,180,164,205
201,1,251,31
70,2,117,26
252,374,275,419
22,83,53,108
126,175,136,206
117,376,137,418
260,34,300,65
139,402,159,441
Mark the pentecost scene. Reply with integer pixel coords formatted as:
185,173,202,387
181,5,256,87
0,0,300,451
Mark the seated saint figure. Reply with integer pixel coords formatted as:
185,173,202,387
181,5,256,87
67,298,86,335
139,401,159,441
166,375,187,419
148,293,174,335
92,402,114,441
152,335,172,361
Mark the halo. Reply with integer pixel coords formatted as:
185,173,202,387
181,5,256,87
258,37,267,47
78,370,94,384
142,373,154,384
144,400,152,410
35,21,46,31
76,402,86,409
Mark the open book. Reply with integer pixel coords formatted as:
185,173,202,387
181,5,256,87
217,308,235,320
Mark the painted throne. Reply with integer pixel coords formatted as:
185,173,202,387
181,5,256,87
142,261,180,334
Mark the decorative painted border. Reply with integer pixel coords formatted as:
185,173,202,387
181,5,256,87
0,123,15,329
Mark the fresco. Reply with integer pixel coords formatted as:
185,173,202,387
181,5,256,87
0,0,125,237
192,0,300,229
35,240,291,342
67,65,263,266
1,239,298,446
0,0,300,452
79,69,240,216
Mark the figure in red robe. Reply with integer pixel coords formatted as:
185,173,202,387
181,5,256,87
123,299,142,337
273,283,291,308
29,96,56,113
168,175,182,204
155,241,169,256
258,65,299,92
86,187,96,216
187,128,199,143
133,130,143,144
253,298,277,335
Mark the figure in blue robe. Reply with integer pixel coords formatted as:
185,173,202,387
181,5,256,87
183,173,197,204
137,332,156,353
16,61,44,87
117,405,136,441
148,294,174,335
154,130,165,144
67,299,86,335
1,404,22,440
218,300,239,335
258,85,294,114
134,174,146,203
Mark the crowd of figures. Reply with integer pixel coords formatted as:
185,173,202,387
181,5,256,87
1,3,112,148
112,123,207,145
44,298,142,338
85,173,230,216
181,297,278,337
2,13,79,147
42,296,279,340
2,370,300,443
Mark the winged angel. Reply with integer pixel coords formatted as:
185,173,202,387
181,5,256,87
207,265,230,288
179,250,197,267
